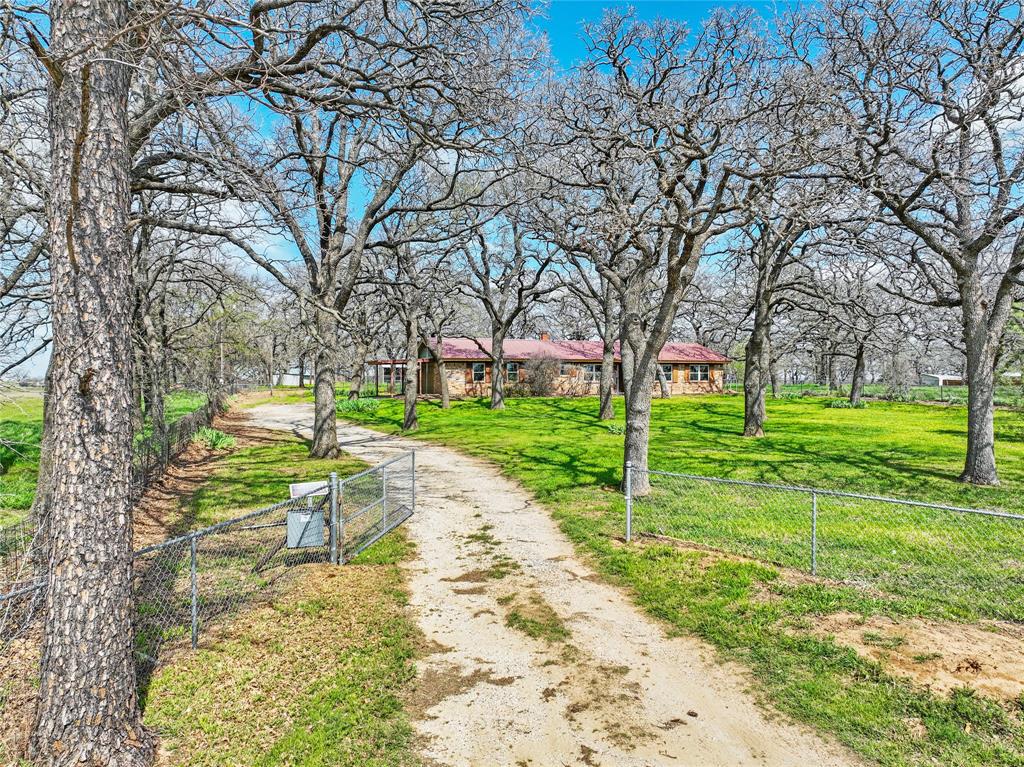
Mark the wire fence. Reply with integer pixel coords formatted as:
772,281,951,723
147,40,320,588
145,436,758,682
130,391,227,500
1,386,234,645
624,464,1024,622
2,450,415,682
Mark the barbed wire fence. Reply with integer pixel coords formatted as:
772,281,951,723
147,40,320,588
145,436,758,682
624,464,1024,622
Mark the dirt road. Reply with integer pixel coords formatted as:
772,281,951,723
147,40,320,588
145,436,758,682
248,403,857,767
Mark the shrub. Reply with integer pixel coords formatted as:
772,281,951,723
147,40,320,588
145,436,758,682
194,427,236,450
605,423,625,435
825,399,866,409
336,397,381,415
522,356,561,397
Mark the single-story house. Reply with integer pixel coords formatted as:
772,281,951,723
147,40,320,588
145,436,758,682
370,335,728,398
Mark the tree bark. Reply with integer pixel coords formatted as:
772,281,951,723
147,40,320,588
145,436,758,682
490,324,506,410
623,360,656,496
655,364,670,398
402,316,419,431
311,342,340,458
432,336,451,409
849,343,866,407
347,339,367,401
960,285,1000,485
599,338,615,420
743,301,770,437
29,0,154,761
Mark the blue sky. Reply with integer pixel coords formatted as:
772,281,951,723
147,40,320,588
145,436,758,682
11,1,785,380
535,0,781,68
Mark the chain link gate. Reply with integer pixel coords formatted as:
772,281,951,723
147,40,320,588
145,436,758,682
3,451,416,669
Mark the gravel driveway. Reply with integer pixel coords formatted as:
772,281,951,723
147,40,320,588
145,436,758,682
247,403,857,767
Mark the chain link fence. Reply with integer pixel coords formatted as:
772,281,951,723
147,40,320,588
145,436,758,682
130,390,228,500
1,451,415,681
624,464,1024,622
0,389,230,643
0,517,44,644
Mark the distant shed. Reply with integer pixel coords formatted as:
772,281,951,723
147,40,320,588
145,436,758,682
920,373,964,386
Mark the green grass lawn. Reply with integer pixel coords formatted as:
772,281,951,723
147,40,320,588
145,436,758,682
0,389,208,521
139,428,419,767
340,393,1024,767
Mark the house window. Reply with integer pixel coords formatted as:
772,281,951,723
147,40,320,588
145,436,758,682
583,364,600,382
559,362,572,376
689,364,710,382
471,362,486,382
659,363,673,379
506,361,520,382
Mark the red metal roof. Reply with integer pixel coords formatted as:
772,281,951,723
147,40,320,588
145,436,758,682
414,337,728,364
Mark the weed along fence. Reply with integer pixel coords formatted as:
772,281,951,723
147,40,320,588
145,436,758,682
2,452,415,674
623,463,1024,622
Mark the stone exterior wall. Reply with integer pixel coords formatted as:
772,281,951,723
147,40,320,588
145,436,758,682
427,361,724,398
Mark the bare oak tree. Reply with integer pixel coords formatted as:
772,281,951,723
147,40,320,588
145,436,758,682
811,0,1024,484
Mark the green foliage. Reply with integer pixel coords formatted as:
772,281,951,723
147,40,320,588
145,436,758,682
605,422,625,435
336,397,381,415
194,427,236,451
826,399,866,409
164,390,208,423
0,392,44,516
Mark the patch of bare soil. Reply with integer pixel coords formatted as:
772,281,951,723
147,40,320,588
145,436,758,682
132,414,283,547
813,612,1024,701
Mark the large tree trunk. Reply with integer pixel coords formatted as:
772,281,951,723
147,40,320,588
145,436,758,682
743,302,770,437
347,339,367,401
435,341,451,409
311,343,340,458
29,0,154,761
402,316,419,431
623,360,656,496
960,294,1000,485
599,338,615,420
490,325,506,410
849,342,866,407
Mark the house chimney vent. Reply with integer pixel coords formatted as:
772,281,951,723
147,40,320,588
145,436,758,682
540,332,551,341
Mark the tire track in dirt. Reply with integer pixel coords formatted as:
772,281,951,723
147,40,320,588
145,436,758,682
248,403,860,767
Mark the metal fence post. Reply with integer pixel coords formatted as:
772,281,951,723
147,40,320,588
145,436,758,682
811,491,818,576
625,461,633,543
338,479,345,564
190,533,199,649
382,465,389,529
329,472,339,565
